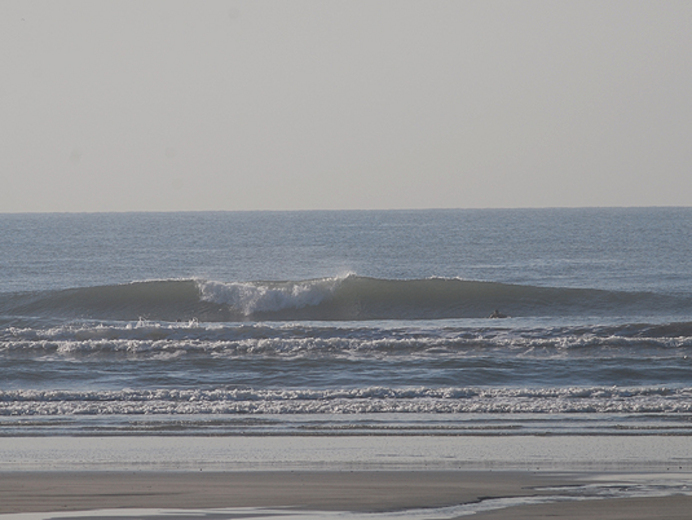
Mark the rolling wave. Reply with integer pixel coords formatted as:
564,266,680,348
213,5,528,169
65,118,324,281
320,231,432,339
3,320,692,359
0,275,689,322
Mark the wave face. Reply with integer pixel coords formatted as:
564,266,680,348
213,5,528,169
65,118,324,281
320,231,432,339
1,275,690,323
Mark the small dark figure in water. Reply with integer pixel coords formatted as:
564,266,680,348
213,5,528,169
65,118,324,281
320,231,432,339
489,309,508,319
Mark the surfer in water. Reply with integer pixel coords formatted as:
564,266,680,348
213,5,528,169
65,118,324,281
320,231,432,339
489,309,508,319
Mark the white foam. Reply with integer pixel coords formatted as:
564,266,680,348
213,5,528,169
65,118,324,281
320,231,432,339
197,277,345,315
2,386,692,417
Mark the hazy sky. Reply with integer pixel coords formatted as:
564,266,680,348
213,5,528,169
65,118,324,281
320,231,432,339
2,1,691,212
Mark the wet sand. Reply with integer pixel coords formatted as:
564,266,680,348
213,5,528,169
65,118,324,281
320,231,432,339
2,435,692,518
1,470,692,519
0,471,558,513
474,494,692,519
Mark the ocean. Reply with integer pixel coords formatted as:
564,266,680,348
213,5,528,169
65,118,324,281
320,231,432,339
1,208,692,438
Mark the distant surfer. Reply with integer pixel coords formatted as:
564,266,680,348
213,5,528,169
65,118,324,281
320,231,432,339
489,309,508,319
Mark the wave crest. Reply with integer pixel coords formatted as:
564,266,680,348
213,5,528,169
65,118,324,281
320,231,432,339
1,275,690,322
198,277,344,316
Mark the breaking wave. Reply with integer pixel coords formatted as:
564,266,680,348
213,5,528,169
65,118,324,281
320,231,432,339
2,386,691,416
4,320,692,359
1,275,690,322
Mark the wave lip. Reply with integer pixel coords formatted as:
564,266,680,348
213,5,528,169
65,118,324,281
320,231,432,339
1,275,691,322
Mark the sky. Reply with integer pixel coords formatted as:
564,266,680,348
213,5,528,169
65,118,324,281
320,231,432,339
1,1,691,212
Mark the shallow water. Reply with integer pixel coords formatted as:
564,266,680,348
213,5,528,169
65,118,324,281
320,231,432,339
2,435,691,472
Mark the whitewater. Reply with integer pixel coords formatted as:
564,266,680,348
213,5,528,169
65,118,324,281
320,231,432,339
1,208,692,436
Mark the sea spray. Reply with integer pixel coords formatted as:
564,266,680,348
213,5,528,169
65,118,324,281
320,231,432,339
197,276,344,315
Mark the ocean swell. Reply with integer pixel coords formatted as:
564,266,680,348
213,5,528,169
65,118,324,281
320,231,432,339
0,275,690,322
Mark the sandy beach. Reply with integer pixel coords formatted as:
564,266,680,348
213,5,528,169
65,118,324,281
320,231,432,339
1,470,692,519
0,435,691,518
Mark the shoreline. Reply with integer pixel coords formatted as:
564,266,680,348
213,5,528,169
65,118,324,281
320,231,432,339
0,470,571,514
1,470,692,519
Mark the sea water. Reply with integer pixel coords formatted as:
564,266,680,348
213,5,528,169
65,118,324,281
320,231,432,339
1,208,692,438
